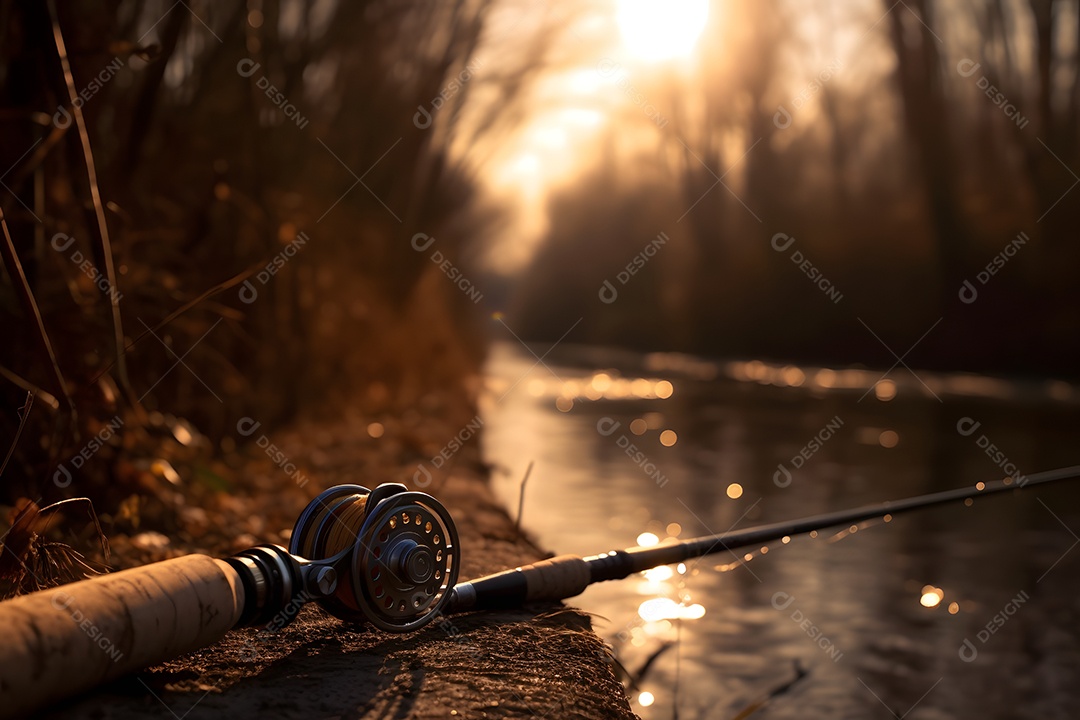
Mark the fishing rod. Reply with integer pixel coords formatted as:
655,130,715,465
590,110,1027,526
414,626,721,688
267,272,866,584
1,466,1078,717
445,465,1080,613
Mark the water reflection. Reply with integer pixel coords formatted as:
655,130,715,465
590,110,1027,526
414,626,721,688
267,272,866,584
513,373,676,402
482,341,1080,718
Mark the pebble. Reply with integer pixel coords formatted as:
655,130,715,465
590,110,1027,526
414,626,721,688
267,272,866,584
130,531,170,551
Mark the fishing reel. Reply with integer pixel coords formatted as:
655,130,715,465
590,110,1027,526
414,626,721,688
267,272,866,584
227,483,459,633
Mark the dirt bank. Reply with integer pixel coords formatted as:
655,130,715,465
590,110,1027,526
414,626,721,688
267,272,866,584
40,412,639,720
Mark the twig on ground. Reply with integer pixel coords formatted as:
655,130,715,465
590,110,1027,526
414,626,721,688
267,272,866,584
0,208,75,423
727,660,810,720
0,393,34,478
515,460,534,531
0,368,57,410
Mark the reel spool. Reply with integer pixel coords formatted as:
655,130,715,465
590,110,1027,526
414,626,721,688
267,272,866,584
289,483,459,632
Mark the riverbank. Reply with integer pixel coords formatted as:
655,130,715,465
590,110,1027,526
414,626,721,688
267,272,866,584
44,410,638,719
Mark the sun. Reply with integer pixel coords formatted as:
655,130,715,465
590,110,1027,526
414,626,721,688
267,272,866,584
616,0,710,62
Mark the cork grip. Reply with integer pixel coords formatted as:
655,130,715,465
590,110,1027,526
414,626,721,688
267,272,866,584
521,555,591,602
0,554,245,718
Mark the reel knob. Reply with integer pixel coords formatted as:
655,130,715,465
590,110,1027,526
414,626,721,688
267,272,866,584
389,539,434,584
289,483,459,632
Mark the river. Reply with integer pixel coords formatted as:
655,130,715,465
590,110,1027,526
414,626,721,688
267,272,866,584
480,340,1080,719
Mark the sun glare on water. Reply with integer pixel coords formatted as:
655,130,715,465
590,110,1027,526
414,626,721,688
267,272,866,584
616,0,710,62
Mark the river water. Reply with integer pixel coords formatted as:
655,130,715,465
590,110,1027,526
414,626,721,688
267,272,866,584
480,341,1080,720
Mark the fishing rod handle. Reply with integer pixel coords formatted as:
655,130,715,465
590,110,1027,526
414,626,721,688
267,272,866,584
447,546,693,612
0,554,244,719
448,554,591,612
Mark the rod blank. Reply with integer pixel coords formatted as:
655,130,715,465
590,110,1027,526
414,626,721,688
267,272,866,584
449,466,1080,613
